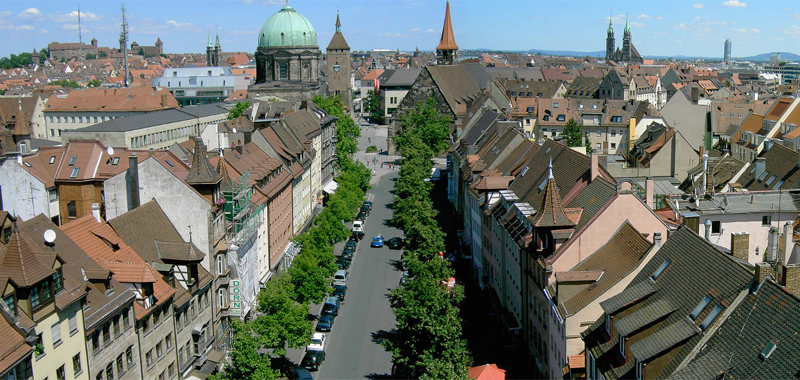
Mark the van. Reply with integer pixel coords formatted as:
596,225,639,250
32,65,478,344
334,269,348,284
322,296,340,316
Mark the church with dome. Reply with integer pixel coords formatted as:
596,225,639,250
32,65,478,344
249,4,324,101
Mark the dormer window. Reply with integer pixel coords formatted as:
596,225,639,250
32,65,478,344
605,313,611,335
68,156,77,166
4,294,15,316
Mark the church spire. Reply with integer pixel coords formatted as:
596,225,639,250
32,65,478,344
436,1,459,51
335,12,341,33
207,30,213,48
607,12,614,34
624,13,630,33
214,29,221,48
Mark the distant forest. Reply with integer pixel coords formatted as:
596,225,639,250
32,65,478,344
0,49,48,69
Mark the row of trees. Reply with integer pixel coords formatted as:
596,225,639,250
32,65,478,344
211,95,370,380
384,98,472,379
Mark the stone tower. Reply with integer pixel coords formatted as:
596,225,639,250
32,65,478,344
622,14,631,62
326,13,352,113
214,31,221,66
605,15,615,61
435,1,459,65
31,49,40,65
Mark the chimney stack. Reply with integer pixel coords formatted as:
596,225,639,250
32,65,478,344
691,87,700,103
730,232,750,261
645,178,654,209
704,219,712,241
784,264,800,295
755,157,766,182
653,231,662,247
91,203,103,223
763,138,772,152
127,155,140,211
755,262,772,285
161,94,168,108
590,153,599,183
782,222,794,265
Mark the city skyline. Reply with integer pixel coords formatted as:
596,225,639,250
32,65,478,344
1,0,799,59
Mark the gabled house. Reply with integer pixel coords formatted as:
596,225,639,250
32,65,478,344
581,226,753,380
109,200,218,378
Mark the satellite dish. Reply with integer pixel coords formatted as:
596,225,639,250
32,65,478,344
44,229,56,244
107,147,115,156
232,128,237,134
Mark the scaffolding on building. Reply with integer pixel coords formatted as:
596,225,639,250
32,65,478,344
223,172,263,242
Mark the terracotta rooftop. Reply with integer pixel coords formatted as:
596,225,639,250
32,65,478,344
0,222,55,287
531,160,576,229
44,86,179,113
555,270,604,283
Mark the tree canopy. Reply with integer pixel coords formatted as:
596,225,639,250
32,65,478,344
562,118,583,147
227,101,250,120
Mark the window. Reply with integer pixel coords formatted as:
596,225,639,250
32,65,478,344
166,333,173,349
651,259,671,281
556,115,565,122
765,175,777,186
596,142,601,150
30,286,40,309
68,156,77,166
611,143,616,149
103,323,110,345
92,332,100,352
605,313,611,335
122,308,130,330
596,129,601,137
97,370,104,380
126,346,133,366
116,354,124,374
543,115,550,121
169,362,175,377
56,365,65,380
218,289,225,308
700,304,723,331
143,317,150,334
70,168,79,178
157,342,163,358
179,347,184,365
49,189,58,202
106,362,114,380
4,295,14,316
67,201,77,218
146,349,153,367
153,309,160,325
73,353,82,376
619,335,626,358
711,220,721,234
69,312,78,335
763,215,772,226
611,116,622,122
690,295,712,320
553,102,559,108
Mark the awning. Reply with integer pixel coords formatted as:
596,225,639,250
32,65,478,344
206,349,224,363
323,179,339,194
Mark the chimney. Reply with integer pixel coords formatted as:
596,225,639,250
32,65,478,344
91,203,103,223
127,155,140,211
645,178,654,209
755,157,766,182
691,87,700,103
763,138,772,152
769,226,780,261
674,199,680,221
161,94,168,108
755,262,772,284
704,219,712,241
782,222,794,266
590,153,599,183
236,144,243,155
149,148,155,157
784,264,800,295
653,231,662,247
730,232,750,261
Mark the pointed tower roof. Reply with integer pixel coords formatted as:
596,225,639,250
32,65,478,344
214,31,221,48
436,1,459,51
217,151,232,191
531,158,576,229
185,137,220,185
607,13,614,34
624,13,630,32
156,37,162,45
12,108,31,136
207,30,213,48
327,13,350,50
0,221,55,287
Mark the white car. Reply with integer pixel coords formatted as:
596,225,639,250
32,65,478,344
352,220,364,233
307,333,326,351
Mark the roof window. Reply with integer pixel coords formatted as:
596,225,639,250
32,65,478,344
650,259,671,281
70,168,79,178
68,156,77,166
112,157,119,166
49,156,56,165
757,170,770,182
165,159,174,168
760,342,777,360
23,161,32,167
689,295,712,320
699,304,723,331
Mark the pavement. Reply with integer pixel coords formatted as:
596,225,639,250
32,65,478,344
284,123,403,379
353,123,401,186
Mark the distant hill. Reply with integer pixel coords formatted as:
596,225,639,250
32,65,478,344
524,49,605,57
737,52,800,62
468,49,800,62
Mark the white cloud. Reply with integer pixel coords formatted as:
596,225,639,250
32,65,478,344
693,3,705,9
722,0,747,8
18,8,43,19
0,11,11,17
706,20,727,25
17,25,34,30
782,25,800,35
410,28,420,32
630,22,645,28
694,16,702,21
733,28,748,33
752,28,760,33
637,14,663,20
166,20,193,28
49,10,103,23
425,29,435,33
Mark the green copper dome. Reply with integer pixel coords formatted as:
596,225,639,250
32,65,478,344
258,5,317,48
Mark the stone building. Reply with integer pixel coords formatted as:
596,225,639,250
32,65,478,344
48,38,98,61
130,38,163,57
605,15,642,63
249,4,323,101
436,1,459,65
326,14,352,113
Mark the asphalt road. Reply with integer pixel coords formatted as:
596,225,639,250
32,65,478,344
285,168,403,379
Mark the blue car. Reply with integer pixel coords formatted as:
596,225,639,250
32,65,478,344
371,235,384,247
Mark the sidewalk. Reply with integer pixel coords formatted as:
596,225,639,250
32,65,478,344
353,124,401,185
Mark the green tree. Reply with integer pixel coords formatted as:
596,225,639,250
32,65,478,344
40,48,49,58
87,79,102,88
228,101,250,119
364,90,382,123
209,320,278,380
138,48,145,56
98,51,107,59
86,53,96,60
395,98,452,155
561,118,582,147
252,275,313,357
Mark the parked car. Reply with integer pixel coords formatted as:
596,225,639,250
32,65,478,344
345,240,357,250
371,235,385,248
301,350,325,371
307,333,326,351
351,231,364,241
335,258,351,270
322,296,340,316
355,211,368,221
387,237,404,249
361,201,373,211
359,205,371,216
288,366,314,380
339,249,354,260
352,220,364,233
332,283,347,300
334,269,348,283
316,314,335,332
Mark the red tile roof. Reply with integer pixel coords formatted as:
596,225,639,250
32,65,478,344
468,364,506,380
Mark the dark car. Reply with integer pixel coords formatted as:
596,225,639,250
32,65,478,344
345,240,357,250
316,314,335,332
387,237,405,249
351,231,364,241
359,205,371,216
332,283,347,300
340,246,354,260
288,366,314,380
301,350,325,371
335,258,351,270
362,201,373,211
355,211,368,221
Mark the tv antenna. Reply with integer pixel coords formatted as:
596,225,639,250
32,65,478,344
120,3,129,87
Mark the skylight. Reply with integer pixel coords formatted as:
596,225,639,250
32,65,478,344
70,168,79,178
68,156,77,166
165,159,175,168
651,259,671,281
760,342,777,360
689,295,712,320
23,161,32,167
699,304,723,331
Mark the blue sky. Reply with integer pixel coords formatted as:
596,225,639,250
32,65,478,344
1,0,799,59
